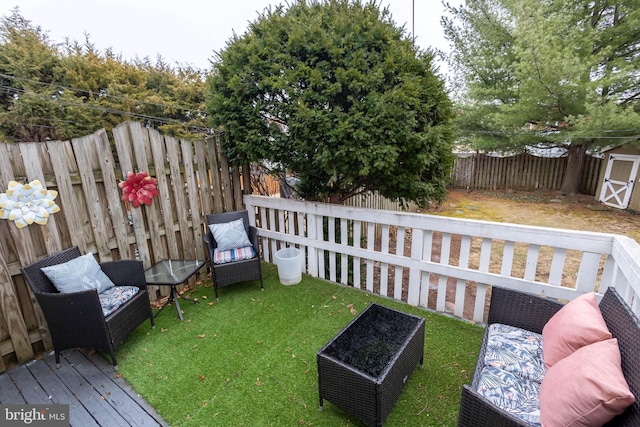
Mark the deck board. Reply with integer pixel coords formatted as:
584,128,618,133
0,370,24,403
27,355,98,426
0,349,167,427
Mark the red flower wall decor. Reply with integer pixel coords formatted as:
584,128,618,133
118,171,159,208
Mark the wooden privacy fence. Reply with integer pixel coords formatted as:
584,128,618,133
0,121,249,370
450,153,602,195
341,154,603,214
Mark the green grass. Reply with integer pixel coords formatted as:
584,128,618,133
117,264,483,426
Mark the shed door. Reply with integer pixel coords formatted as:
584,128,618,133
599,154,640,209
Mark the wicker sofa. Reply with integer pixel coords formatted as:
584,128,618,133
458,286,640,427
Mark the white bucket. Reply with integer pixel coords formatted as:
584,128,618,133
274,247,303,285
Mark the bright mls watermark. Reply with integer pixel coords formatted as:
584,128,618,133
0,405,68,426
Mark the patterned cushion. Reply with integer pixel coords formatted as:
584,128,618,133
485,323,546,383
213,246,256,264
99,286,139,317
208,218,251,251
477,365,541,426
41,252,115,294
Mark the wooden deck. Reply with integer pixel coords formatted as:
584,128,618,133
0,349,167,426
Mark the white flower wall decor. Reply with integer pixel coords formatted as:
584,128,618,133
0,180,61,228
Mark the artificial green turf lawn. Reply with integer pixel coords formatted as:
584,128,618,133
118,263,483,426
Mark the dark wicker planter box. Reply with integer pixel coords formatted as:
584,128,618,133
317,303,425,426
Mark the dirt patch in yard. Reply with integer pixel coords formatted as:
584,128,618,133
371,189,640,321
432,189,640,242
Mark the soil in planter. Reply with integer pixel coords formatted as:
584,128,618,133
324,305,421,378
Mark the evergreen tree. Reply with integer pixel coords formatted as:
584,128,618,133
208,0,453,206
443,0,640,193
0,8,209,142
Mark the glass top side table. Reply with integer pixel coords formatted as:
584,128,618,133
144,259,205,321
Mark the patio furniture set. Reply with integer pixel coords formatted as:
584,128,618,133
19,211,263,369
19,209,640,426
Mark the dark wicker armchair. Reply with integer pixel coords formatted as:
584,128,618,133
204,210,264,300
21,247,154,369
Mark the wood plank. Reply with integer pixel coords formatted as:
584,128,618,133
0,349,168,427
268,210,278,265
437,233,452,312
129,122,166,264
318,215,328,281
328,216,337,282
71,133,112,260
183,138,205,262
0,368,24,403
297,212,308,276
64,351,162,427
524,244,540,281
474,238,492,323
87,351,166,427
113,122,152,268
7,363,51,403
149,128,179,261
0,145,40,266
306,212,319,277
352,220,361,289
576,252,603,292
340,219,348,285
46,139,90,254
232,167,244,210
0,174,52,359
219,149,234,213
379,224,389,296
454,235,471,318
418,229,433,308
366,222,375,292
0,247,33,365
0,146,39,362
40,352,130,427
549,248,567,286
206,136,224,213
28,353,99,427
259,207,271,262
194,140,213,217
501,241,515,277
407,228,422,306
165,135,194,260
95,129,131,259
20,143,64,254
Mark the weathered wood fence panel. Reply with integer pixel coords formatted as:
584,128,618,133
341,154,603,214
450,153,603,195
0,121,248,369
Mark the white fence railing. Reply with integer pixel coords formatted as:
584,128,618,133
244,195,640,323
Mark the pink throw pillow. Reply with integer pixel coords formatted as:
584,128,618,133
539,338,635,427
542,292,611,367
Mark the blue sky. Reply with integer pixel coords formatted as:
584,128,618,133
4,1,453,71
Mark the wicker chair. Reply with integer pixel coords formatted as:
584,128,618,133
204,210,264,300
21,247,155,369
